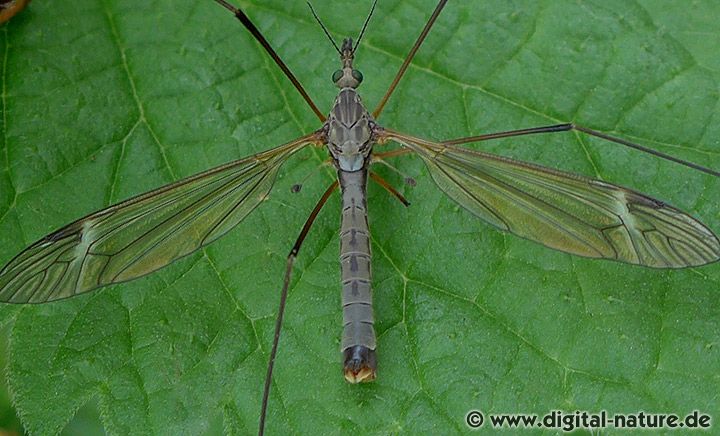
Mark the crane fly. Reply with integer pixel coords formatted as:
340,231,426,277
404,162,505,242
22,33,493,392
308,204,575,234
1,1,720,434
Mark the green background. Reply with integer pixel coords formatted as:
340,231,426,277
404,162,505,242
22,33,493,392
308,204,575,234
1,0,719,434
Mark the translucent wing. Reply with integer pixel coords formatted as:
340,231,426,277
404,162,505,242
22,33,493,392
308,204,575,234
0,134,315,303
385,129,720,268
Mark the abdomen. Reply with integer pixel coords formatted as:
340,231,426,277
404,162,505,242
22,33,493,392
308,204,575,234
338,169,376,383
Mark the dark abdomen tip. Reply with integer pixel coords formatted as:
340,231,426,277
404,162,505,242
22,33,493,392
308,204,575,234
343,345,376,383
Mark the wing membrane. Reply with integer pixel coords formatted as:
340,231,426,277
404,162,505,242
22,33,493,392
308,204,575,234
385,129,720,268
0,134,315,303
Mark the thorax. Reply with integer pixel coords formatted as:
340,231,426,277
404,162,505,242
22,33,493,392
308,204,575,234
325,88,375,172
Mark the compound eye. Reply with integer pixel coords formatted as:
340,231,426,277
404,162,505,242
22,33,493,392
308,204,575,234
331,69,343,83
351,69,363,83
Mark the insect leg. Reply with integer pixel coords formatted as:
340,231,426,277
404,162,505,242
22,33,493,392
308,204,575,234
369,171,410,207
443,123,720,178
214,0,326,122
259,180,339,436
372,0,449,119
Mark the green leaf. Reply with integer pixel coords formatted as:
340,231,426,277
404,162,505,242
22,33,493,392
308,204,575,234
1,0,719,434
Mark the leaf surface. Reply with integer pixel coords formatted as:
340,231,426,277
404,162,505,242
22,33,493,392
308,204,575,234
0,0,718,434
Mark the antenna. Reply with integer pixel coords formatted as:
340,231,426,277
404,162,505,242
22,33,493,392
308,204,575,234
354,0,378,52
307,2,342,55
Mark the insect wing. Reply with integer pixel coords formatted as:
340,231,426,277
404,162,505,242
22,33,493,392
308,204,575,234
0,135,314,303
386,130,720,268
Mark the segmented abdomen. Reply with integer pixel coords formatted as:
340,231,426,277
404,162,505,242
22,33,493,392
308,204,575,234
338,170,376,354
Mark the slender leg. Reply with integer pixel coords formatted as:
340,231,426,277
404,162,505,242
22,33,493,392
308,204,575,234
442,123,720,178
369,171,410,207
442,123,574,145
372,0,449,119
214,0,326,122
259,180,339,436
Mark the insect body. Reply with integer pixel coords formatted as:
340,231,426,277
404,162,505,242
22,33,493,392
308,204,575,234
325,39,378,382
